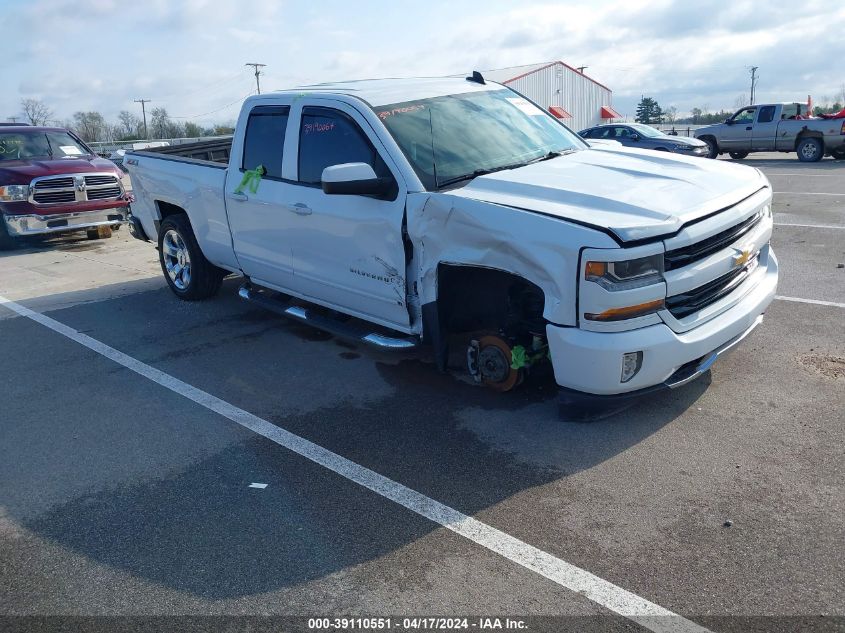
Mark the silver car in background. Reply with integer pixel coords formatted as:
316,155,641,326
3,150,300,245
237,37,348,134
579,123,709,156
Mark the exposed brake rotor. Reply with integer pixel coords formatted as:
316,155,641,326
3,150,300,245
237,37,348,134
475,335,521,392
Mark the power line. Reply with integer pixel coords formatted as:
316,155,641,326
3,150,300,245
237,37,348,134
245,63,266,94
155,71,249,101
169,91,256,120
134,99,151,138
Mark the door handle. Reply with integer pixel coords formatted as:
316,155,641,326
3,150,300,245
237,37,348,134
229,191,248,202
746,126,753,131
287,203,312,215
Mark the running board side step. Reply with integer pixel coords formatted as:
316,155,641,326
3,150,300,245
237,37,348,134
238,284,420,350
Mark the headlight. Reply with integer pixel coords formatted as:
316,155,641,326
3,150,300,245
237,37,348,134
0,185,30,202
585,254,663,291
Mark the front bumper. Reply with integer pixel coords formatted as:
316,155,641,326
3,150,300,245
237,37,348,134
673,146,709,157
3,208,128,236
547,247,778,398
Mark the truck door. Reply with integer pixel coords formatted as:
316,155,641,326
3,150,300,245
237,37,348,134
225,103,296,290
751,105,778,150
278,100,411,330
722,107,755,151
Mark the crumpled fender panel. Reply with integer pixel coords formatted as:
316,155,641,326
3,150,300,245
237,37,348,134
406,192,618,327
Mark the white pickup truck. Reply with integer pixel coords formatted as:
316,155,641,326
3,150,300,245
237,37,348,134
125,75,778,408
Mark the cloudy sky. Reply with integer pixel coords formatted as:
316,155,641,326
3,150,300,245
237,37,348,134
2,0,843,126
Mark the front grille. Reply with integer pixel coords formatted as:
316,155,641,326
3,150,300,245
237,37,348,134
664,212,762,271
666,260,756,318
33,177,74,190
84,175,118,187
33,190,76,204
29,172,122,205
86,186,122,200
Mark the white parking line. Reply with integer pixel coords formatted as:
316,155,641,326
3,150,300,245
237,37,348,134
775,222,845,229
765,173,843,177
0,293,710,633
775,295,845,308
773,191,845,196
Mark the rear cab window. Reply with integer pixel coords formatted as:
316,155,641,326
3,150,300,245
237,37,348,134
242,105,290,178
757,106,776,123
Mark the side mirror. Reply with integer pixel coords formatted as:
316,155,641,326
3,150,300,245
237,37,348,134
629,133,640,141
725,118,733,125
321,163,392,196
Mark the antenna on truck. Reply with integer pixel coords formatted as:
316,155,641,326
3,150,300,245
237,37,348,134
466,71,486,85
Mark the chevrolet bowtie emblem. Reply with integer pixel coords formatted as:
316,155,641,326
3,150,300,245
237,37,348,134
732,248,753,268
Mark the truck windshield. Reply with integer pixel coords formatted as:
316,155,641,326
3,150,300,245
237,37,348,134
374,88,586,190
0,130,91,161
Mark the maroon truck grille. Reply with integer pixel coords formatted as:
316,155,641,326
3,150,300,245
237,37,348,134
29,174,122,205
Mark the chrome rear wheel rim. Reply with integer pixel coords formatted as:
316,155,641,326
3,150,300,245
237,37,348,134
162,229,192,290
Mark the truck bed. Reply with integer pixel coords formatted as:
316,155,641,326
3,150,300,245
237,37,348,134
146,137,233,164
125,145,239,271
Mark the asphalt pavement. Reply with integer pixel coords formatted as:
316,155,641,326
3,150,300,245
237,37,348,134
0,153,842,633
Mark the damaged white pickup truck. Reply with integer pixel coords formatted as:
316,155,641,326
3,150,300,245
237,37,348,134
125,75,778,407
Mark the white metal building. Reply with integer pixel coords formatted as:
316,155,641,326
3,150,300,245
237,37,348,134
478,61,620,132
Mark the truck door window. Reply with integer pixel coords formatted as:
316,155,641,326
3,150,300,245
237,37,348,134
757,106,776,123
297,107,389,186
242,105,289,178
732,108,756,124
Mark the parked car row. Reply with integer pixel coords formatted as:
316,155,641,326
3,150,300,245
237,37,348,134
579,103,845,163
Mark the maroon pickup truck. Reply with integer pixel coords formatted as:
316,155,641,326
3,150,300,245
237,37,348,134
0,125,129,250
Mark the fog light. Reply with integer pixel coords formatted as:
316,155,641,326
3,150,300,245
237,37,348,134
621,351,643,383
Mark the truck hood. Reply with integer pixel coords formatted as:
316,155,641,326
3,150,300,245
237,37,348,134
0,157,120,185
693,123,724,137
660,135,707,148
449,147,769,242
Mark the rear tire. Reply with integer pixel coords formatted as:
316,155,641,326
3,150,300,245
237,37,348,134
797,138,823,162
832,148,845,160
729,151,749,159
158,214,225,300
702,137,718,159
0,217,16,251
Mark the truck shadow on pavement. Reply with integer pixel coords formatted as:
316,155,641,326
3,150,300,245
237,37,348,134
2,280,709,599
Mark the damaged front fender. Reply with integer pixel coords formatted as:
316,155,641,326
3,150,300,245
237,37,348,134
406,192,618,327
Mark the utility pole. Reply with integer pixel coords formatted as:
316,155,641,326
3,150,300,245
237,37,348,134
134,99,151,139
245,63,267,94
576,66,588,74
749,67,758,105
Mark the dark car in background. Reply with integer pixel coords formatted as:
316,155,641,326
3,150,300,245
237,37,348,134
0,126,129,250
579,123,709,156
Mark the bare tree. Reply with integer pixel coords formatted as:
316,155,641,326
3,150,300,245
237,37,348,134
734,94,748,109
118,110,140,137
72,111,107,142
183,121,202,138
21,99,53,126
149,107,184,139
664,106,678,124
